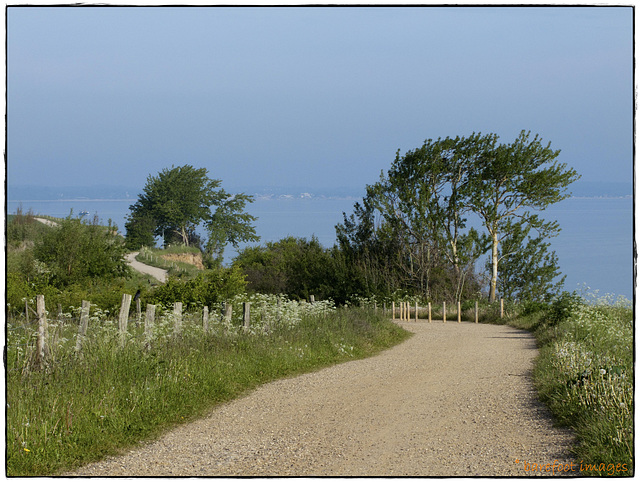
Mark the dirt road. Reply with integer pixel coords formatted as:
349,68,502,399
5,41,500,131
67,321,574,477
125,252,167,283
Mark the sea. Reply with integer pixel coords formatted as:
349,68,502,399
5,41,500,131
6,183,635,301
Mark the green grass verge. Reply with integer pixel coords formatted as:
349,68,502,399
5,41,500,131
6,307,410,476
502,293,633,477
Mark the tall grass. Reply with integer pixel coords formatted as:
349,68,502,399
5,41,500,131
6,296,409,476
505,291,633,477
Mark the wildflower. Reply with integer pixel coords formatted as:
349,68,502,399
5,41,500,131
600,369,607,375
23,448,30,453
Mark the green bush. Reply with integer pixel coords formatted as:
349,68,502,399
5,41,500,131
149,266,247,310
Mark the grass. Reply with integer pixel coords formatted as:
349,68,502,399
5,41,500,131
501,291,633,477
6,297,410,476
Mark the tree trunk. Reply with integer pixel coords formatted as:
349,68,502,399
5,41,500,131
489,230,499,302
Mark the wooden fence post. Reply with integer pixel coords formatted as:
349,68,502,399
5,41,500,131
136,298,142,325
310,295,315,303
475,301,478,323
203,306,209,333
458,301,461,323
75,300,90,352
243,302,251,332
500,298,504,318
392,301,396,320
36,295,48,368
25,300,30,324
118,293,132,346
428,302,432,323
144,304,156,349
173,302,183,334
415,301,418,322
223,302,233,324
443,301,446,323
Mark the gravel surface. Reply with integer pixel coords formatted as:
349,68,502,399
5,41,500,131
67,321,575,477
125,252,167,283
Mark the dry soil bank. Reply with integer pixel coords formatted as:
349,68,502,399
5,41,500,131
68,321,574,477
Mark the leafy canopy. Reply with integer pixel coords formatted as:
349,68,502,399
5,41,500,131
125,165,259,264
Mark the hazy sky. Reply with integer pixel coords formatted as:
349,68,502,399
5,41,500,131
7,5,633,193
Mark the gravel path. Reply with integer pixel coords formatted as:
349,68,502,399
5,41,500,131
67,321,575,477
125,252,168,283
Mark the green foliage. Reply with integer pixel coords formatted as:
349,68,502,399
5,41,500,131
496,216,565,302
148,266,247,310
32,215,129,288
233,236,336,301
506,291,633,476
6,302,409,476
337,130,578,304
7,208,51,247
125,165,259,263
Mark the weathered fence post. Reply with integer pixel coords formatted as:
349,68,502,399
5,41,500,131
500,298,504,318
243,302,251,332
118,293,132,346
428,302,432,323
475,301,478,324
310,295,315,303
25,300,30,324
392,301,396,320
458,301,461,323
36,295,48,368
203,306,209,333
173,302,183,334
223,302,233,324
136,298,142,325
144,304,156,350
75,300,91,352
443,301,446,323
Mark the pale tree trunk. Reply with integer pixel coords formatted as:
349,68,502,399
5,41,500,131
489,230,499,302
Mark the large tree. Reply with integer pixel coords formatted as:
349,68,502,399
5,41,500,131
462,131,580,302
125,165,259,264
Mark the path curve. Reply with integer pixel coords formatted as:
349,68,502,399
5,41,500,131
125,252,168,283
67,321,574,477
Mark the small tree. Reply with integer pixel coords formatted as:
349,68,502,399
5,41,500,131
462,131,580,302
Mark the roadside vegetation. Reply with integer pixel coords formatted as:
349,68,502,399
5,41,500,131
6,297,408,476
6,130,631,477
493,291,633,476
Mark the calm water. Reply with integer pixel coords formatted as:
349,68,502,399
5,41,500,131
7,196,634,300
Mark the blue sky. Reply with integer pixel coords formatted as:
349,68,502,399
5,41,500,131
7,6,633,193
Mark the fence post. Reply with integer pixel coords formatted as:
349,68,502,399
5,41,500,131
203,306,209,333
223,302,233,324
243,302,251,332
25,300,29,324
428,302,432,323
415,301,418,322
475,301,478,323
36,295,48,368
310,295,315,303
75,300,91,352
458,301,461,323
144,304,156,350
118,293,132,346
443,301,446,323
392,301,395,320
136,298,142,325
500,298,504,318
173,302,183,334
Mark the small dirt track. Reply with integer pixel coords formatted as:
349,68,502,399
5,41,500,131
67,321,574,477
125,252,167,283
